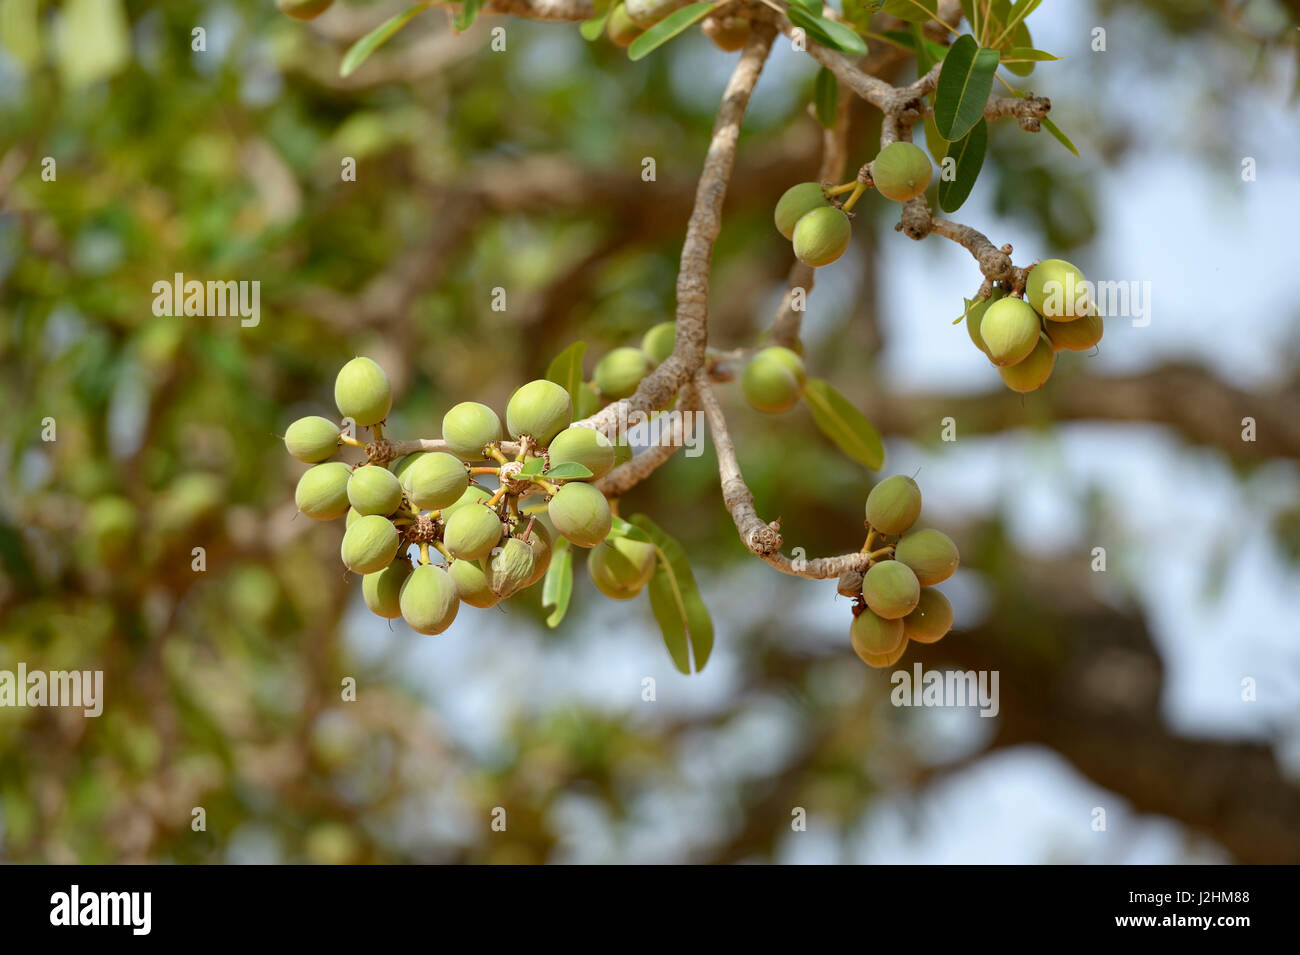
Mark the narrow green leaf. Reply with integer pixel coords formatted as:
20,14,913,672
629,515,713,674
545,463,594,481
923,115,950,164
790,0,822,12
609,516,653,543
579,11,610,41
542,537,573,628
341,3,429,78
881,0,940,23
787,8,868,57
453,0,482,31
627,1,713,61
1040,115,1078,156
933,34,999,141
999,47,1058,64
813,67,838,129
802,378,885,471
938,117,987,212
545,341,587,406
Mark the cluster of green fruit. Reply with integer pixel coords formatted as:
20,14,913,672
964,258,1102,393
285,357,653,635
604,3,751,53
774,142,934,269
848,475,959,669
580,321,675,410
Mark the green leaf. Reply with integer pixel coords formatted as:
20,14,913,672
923,115,949,164
790,0,822,12
579,11,610,41
933,34,999,141
1041,115,1079,156
813,67,838,129
938,117,986,212
545,463,594,481
627,1,713,61
545,341,587,406
453,0,482,32
787,8,868,57
542,537,573,628
519,456,546,477
999,46,1058,64
629,515,713,674
608,516,653,543
881,0,940,23
340,3,429,79
802,378,885,471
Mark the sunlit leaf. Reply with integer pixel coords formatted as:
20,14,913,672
934,34,999,141
802,378,885,471
627,2,713,61
341,3,430,78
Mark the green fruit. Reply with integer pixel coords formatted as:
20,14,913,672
965,288,1006,356
613,440,633,467
443,504,503,561
895,528,959,586
605,3,642,47
587,536,656,600
401,451,468,511
862,560,921,620
448,558,499,609
774,182,829,240
345,508,361,529
850,609,906,661
642,322,675,365
341,514,401,575
856,635,909,669
399,564,460,635
548,426,615,481
594,347,651,400
547,482,612,548
623,0,686,27
506,379,573,447
1026,258,1090,321
522,521,553,587
980,298,1040,367
334,357,392,426
865,475,922,536
391,453,421,481
442,484,492,518
277,0,333,20
442,402,501,460
871,141,933,202
347,464,402,516
295,462,352,521
742,346,805,413
999,334,1056,393
704,15,750,52
362,559,412,619
902,588,953,644
487,537,536,599
284,415,340,463
792,206,851,268
1044,309,1103,352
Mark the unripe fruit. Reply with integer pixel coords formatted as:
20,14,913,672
487,537,537,599
1044,309,1103,352
902,587,953,644
442,402,501,460
613,440,633,467
774,182,829,240
334,357,392,426
341,514,401,575
894,528,959,586
865,475,922,536
624,0,688,28
587,536,657,600
401,451,468,511
594,347,651,400
547,482,612,548
980,298,1040,367
277,0,333,20
856,635,909,669
295,461,352,521
1026,258,1090,321
703,15,750,52
345,507,361,529
523,521,553,587
792,206,851,268
998,334,1056,393
362,559,412,619
850,609,905,661
443,504,503,561
871,142,933,202
862,560,921,620
448,558,500,609
965,288,1006,356
506,379,573,447
548,426,615,480
347,464,402,516
442,485,492,520
391,453,421,481
642,322,675,365
399,564,460,635
605,3,642,47
284,415,339,463
742,346,805,414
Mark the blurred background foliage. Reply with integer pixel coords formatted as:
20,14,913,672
1,0,1299,864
